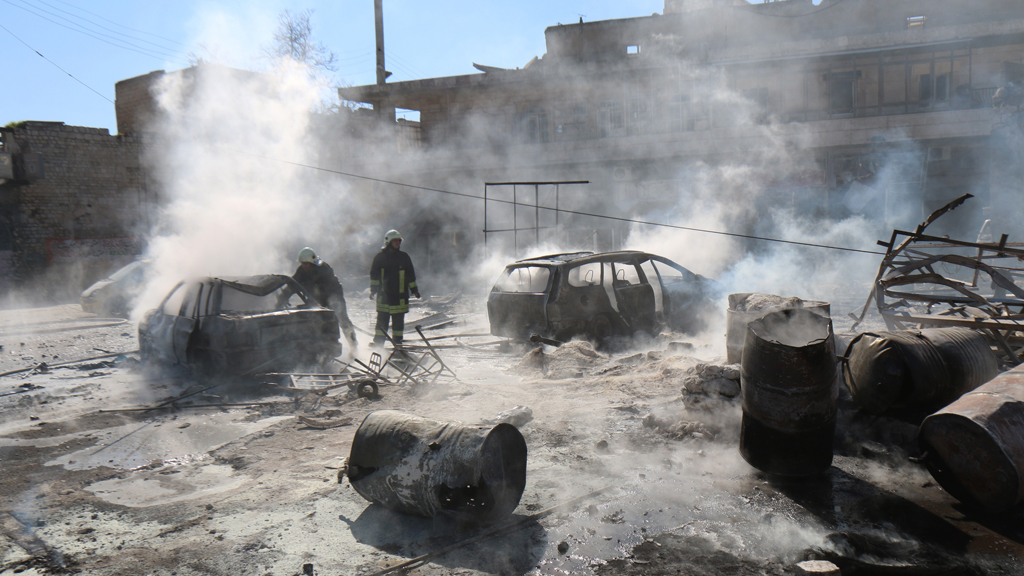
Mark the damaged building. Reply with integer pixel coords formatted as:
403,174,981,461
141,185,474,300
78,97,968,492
0,123,150,297
337,0,1024,253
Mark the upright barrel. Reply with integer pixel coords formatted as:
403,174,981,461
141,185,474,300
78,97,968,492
919,366,1024,512
843,327,999,414
740,308,839,476
726,293,831,364
347,410,528,524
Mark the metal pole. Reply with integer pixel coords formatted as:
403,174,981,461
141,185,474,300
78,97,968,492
513,185,518,257
556,184,560,245
535,184,540,245
483,184,488,250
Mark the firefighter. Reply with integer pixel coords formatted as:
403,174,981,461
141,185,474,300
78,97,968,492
369,230,420,346
291,247,357,348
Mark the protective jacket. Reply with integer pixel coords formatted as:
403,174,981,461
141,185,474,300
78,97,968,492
292,262,345,308
370,247,418,314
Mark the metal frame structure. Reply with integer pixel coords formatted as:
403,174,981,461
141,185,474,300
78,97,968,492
852,194,1024,365
483,180,589,257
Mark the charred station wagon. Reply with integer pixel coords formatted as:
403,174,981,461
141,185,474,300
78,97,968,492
487,251,720,342
139,274,341,375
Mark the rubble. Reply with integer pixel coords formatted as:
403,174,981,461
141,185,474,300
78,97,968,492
482,405,534,428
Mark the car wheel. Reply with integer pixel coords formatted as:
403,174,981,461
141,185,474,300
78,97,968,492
104,295,129,319
355,380,379,398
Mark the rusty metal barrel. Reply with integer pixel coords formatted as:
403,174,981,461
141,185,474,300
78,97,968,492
919,367,1024,512
740,308,839,476
347,410,528,524
726,293,831,364
842,328,999,414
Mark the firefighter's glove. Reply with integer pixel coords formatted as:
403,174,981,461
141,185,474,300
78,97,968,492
414,291,421,299
368,292,375,301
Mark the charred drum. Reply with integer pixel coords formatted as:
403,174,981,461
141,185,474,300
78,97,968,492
726,293,830,365
347,410,528,524
919,365,1024,512
740,308,839,476
842,327,998,414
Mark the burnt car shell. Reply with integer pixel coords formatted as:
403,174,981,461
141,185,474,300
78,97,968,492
487,251,720,341
139,274,341,375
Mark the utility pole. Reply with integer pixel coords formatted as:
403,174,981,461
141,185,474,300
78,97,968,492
374,0,395,122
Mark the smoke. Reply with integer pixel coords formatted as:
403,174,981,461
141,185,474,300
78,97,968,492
133,62,356,316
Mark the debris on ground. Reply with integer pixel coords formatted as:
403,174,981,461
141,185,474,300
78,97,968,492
482,405,534,428
642,412,719,441
514,340,606,379
680,362,741,410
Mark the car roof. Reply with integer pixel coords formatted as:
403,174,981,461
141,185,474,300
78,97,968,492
199,274,293,296
510,250,656,267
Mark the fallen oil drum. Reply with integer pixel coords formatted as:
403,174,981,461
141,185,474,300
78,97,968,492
346,410,528,524
919,366,1024,512
725,293,831,364
740,308,839,476
842,327,999,414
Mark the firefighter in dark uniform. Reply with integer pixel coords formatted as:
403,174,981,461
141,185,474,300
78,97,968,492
369,230,420,346
292,247,357,348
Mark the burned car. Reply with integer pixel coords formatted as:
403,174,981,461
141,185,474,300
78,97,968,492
487,251,720,342
81,259,152,317
139,274,341,375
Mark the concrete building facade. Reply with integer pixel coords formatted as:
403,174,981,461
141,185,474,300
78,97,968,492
338,0,1024,252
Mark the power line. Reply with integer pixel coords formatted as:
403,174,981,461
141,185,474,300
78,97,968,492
2,0,187,65
46,0,187,48
0,21,113,104
220,146,884,256
27,0,184,55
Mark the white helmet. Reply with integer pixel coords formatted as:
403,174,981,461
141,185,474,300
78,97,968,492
297,247,319,264
384,230,403,244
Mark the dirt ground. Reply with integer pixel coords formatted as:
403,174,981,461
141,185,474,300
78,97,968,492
1,295,1023,576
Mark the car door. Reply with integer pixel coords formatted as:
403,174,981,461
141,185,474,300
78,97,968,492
170,282,203,364
611,261,657,334
147,282,187,364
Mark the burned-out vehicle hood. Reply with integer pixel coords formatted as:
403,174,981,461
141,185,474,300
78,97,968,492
139,274,341,376
487,250,720,342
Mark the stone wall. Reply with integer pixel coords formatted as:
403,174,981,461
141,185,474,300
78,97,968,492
0,122,151,300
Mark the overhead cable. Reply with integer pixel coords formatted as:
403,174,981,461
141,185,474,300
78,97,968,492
0,21,114,103
220,146,885,256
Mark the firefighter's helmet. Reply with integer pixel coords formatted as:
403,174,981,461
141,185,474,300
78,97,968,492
384,230,403,244
297,247,319,264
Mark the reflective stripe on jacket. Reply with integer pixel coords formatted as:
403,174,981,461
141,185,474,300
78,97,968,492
369,247,418,314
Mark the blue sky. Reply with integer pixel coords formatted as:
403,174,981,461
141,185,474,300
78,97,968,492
0,0,684,131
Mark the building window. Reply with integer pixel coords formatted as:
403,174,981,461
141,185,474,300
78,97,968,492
573,104,588,116
920,73,950,104
627,45,641,56
667,94,694,131
628,98,650,134
827,71,860,115
520,107,549,143
598,101,624,135
907,16,926,29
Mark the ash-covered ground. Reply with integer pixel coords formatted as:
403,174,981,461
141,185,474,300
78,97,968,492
1,293,1023,576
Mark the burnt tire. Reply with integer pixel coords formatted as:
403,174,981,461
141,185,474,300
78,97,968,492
356,380,379,398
